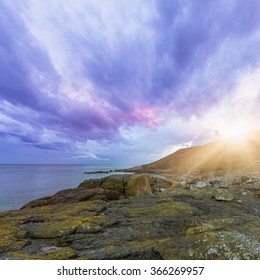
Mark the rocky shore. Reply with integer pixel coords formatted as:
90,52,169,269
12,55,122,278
0,170,259,260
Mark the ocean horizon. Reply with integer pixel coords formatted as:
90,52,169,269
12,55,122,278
0,164,132,212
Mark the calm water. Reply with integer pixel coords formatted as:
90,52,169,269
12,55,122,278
0,164,131,212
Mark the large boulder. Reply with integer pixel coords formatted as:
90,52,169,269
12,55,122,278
101,176,125,200
125,174,152,196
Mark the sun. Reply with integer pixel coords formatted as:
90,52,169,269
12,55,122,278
222,125,249,140
220,121,252,140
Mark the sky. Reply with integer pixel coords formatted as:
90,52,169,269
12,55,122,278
1,0,260,165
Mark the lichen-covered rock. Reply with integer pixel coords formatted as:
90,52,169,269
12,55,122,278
0,238,28,253
0,170,259,260
186,223,216,235
101,176,125,200
0,222,26,239
77,222,102,234
156,231,260,260
30,218,83,238
40,247,77,260
127,200,195,219
6,247,77,260
126,174,152,196
0,221,28,253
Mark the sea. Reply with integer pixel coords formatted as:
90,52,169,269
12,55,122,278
0,164,132,212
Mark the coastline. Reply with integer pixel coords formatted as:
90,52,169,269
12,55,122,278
0,168,259,260
0,164,132,212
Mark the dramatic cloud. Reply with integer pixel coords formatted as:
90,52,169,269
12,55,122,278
1,0,260,163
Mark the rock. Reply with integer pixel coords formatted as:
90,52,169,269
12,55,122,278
156,231,260,260
209,177,222,185
195,181,207,188
215,191,234,202
127,200,196,220
30,218,83,238
0,221,28,253
5,248,77,260
0,239,28,254
180,181,186,186
77,223,102,234
21,176,126,208
241,176,249,183
40,247,77,260
101,176,125,200
187,178,197,184
186,223,216,235
125,174,152,196
41,246,61,254
78,188,106,201
246,179,254,184
242,192,247,196
148,175,173,192
232,179,241,185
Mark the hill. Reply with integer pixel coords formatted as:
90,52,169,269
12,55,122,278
143,130,260,172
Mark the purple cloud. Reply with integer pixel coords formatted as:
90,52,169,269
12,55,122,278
0,0,260,163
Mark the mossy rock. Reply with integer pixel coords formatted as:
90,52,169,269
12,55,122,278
101,176,125,200
186,223,216,235
186,218,241,236
128,200,195,219
0,221,26,239
243,221,260,236
5,251,30,260
99,239,171,260
40,247,77,260
30,217,83,238
81,215,118,227
20,200,105,222
126,174,152,196
1,201,110,243
77,222,102,234
0,238,28,253
75,215,118,233
101,176,124,191
0,220,28,253
48,201,105,221
127,239,162,250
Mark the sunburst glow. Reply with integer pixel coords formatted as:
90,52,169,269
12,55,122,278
221,123,252,140
210,113,257,142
